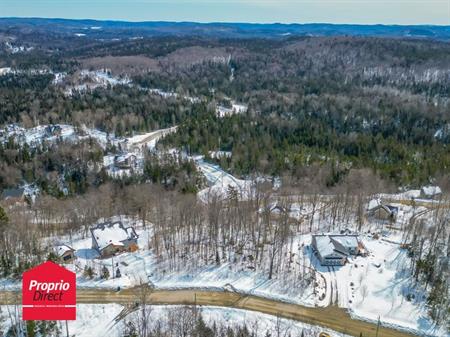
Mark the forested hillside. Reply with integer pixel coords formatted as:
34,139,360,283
1,30,449,188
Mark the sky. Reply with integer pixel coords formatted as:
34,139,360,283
0,0,449,25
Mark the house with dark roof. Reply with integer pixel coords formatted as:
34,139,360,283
367,199,398,223
114,153,137,169
90,221,139,258
1,188,26,206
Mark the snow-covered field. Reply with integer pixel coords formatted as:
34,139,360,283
0,304,347,337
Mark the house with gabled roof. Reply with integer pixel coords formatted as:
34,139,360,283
312,234,366,266
56,244,76,263
114,153,137,169
312,235,347,266
90,221,139,258
367,199,398,223
1,188,26,206
330,235,367,256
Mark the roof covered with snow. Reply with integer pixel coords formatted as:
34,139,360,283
330,235,359,249
56,244,75,257
90,221,138,251
367,198,381,211
421,185,442,197
313,235,337,257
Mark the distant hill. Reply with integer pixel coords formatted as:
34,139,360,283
0,17,449,41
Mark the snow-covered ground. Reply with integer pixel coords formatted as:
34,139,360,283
0,123,125,151
0,122,446,335
0,67,12,76
126,126,177,151
44,216,322,308
3,41,34,54
310,234,444,336
64,69,131,96
195,159,255,202
0,124,78,148
64,207,445,335
0,198,446,335
0,304,347,337
216,102,248,117
0,123,178,178
102,126,178,178
194,158,281,203
147,88,201,104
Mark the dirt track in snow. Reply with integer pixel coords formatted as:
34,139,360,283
0,287,416,337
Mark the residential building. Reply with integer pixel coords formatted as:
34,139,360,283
420,186,442,200
312,234,366,266
1,188,26,206
114,153,137,169
90,221,139,257
367,199,398,222
56,245,76,263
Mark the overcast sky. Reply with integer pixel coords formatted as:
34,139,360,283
0,0,449,25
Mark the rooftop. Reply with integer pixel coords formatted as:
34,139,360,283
91,221,138,251
1,188,25,199
330,235,359,248
56,244,75,257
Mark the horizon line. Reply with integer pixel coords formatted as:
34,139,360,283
1,16,449,27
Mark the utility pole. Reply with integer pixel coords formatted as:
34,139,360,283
375,315,380,337
65,320,69,337
111,255,114,279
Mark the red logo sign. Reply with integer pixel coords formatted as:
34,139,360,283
22,261,76,320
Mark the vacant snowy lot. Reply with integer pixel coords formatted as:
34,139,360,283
0,304,347,337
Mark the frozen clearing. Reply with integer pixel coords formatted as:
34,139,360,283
0,304,348,337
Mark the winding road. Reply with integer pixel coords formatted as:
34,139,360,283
0,287,416,337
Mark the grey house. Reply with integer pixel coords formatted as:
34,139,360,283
90,221,139,257
1,188,26,205
312,234,366,266
367,200,398,223
312,235,347,266
330,235,366,256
